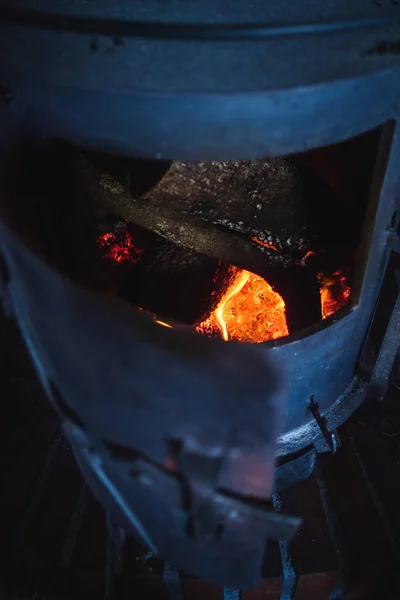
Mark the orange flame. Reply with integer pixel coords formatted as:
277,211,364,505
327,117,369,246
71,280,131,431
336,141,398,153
251,237,280,252
301,250,316,266
197,267,288,343
98,226,351,338
154,319,173,329
319,270,351,319
98,229,144,263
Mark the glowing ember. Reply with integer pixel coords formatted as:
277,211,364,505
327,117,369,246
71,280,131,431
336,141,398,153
301,250,316,266
98,228,144,263
197,267,288,343
97,223,351,339
154,319,173,329
319,270,351,319
251,237,280,252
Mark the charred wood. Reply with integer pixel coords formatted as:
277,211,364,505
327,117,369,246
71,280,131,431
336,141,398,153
80,154,323,332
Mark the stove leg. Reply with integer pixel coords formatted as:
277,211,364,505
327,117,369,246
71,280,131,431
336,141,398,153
11,428,62,551
349,434,400,567
368,269,400,402
105,517,125,600
60,483,88,572
164,562,185,600
315,458,351,600
272,493,298,600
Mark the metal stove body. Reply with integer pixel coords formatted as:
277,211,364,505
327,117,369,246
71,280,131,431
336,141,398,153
1,0,400,592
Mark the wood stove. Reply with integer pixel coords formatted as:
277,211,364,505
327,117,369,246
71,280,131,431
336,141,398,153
1,1,400,597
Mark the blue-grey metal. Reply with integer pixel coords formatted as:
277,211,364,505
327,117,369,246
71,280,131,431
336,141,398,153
274,450,316,493
272,493,298,600
1,0,400,587
67,425,159,556
223,588,242,600
1,2,400,160
0,2,400,457
273,124,400,454
0,216,302,588
368,270,400,401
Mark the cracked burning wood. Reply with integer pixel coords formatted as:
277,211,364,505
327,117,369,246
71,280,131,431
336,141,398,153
80,154,322,333
138,159,316,261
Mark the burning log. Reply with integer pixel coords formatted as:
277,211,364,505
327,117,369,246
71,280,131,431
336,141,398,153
196,267,289,343
139,159,314,262
80,154,300,271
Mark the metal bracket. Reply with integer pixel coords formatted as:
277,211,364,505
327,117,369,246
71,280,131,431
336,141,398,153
307,395,338,454
171,437,302,544
274,449,316,492
387,232,400,254
314,430,340,454
176,440,224,542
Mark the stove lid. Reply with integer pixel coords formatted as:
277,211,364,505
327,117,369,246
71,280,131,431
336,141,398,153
1,1,400,159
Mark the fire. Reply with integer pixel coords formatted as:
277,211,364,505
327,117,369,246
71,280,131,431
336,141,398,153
319,270,351,319
251,237,279,252
196,267,288,343
98,228,144,263
97,223,351,339
301,250,316,266
154,319,173,329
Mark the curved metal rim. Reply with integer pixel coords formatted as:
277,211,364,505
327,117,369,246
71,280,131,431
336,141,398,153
263,304,356,351
0,6,397,40
3,66,399,161
276,378,367,456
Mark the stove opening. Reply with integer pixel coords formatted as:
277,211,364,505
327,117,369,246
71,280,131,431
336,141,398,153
87,128,380,343
4,127,381,344
95,218,355,344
